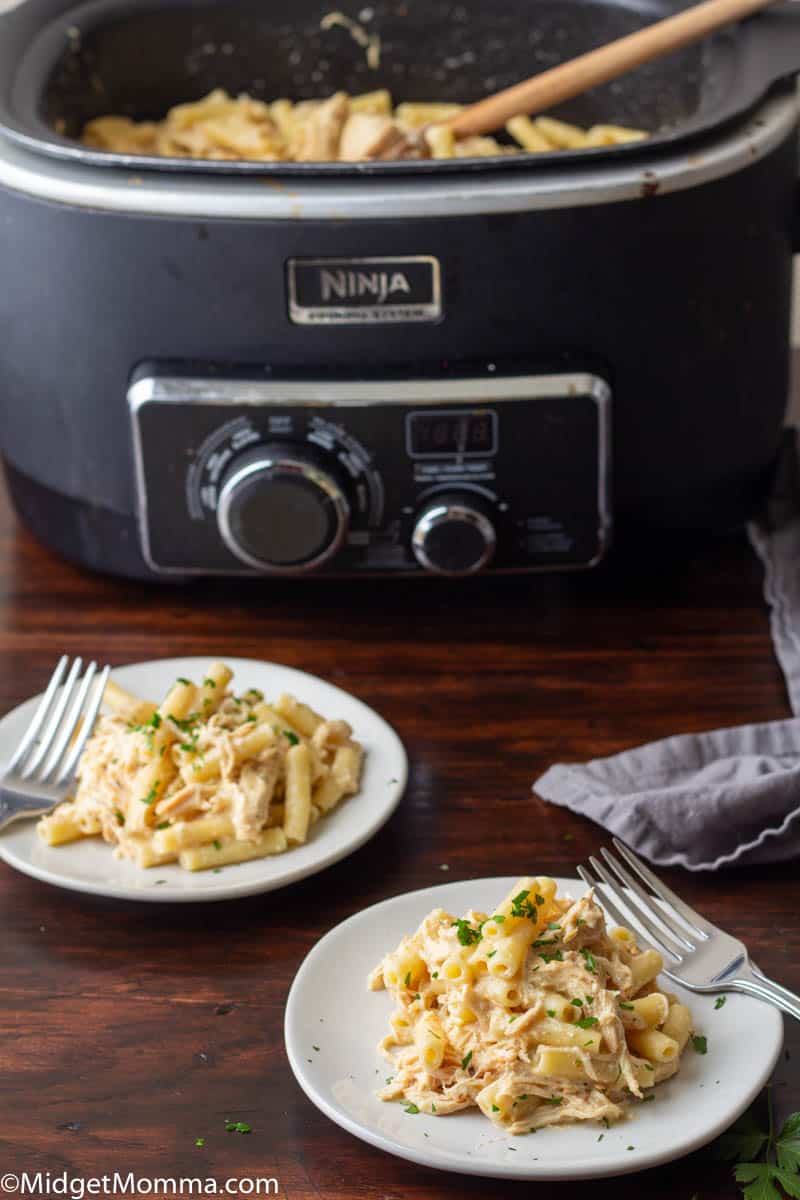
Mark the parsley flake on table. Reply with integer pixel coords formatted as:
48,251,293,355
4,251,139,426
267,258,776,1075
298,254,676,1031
715,996,727,1010
195,1138,204,1147
312,1045,320,1052
225,1122,251,1134
404,1103,420,1115
692,1035,708,1055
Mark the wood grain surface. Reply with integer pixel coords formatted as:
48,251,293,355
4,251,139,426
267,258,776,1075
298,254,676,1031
0,471,797,1200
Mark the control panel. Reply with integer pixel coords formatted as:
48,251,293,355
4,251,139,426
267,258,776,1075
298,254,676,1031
129,369,610,577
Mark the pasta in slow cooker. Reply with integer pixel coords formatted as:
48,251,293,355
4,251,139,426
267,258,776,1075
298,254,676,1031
81,88,647,162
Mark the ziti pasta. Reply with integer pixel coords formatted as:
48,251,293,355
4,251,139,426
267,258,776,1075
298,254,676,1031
81,88,646,163
369,877,694,1133
37,663,364,871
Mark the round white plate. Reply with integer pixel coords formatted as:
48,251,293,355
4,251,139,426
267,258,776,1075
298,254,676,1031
0,657,407,903
285,876,784,1181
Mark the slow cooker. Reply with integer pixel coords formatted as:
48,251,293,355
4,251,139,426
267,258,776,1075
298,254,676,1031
2,0,800,580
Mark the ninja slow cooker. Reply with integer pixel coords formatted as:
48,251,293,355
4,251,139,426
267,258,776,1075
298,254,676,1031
1,0,800,580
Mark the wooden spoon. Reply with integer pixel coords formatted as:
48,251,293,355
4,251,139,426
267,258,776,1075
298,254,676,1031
445,0,776,140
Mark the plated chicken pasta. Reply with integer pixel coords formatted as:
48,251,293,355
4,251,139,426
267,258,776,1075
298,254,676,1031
37,663,364,871
368,877,693,1133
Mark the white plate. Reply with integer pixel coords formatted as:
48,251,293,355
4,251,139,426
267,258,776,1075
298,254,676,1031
0,657,407,903
285,876,784,1181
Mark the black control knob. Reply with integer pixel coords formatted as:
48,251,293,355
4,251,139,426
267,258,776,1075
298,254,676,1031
412,492,497,576
217,444,350,574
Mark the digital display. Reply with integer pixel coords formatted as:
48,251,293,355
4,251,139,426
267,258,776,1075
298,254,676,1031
408,410,496,458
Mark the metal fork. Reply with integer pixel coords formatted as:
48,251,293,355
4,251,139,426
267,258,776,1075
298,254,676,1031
0,656,111,832
579,838,800,1021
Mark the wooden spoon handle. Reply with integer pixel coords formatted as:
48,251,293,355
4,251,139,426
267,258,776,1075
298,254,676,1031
447,0,775,138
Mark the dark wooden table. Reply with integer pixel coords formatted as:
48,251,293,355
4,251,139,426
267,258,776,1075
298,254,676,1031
1,475,797,1200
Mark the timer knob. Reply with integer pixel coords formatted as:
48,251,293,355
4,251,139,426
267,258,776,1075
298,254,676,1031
412,492,497,576
217,444,350,574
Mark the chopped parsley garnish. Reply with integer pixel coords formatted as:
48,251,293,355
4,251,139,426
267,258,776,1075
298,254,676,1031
535,893,545,906
149,712,162,730
404,1103,419,1115
508,1014,517,1022
510,889,539,920
583,1040,594,1047
156,821,170,830
246,688,264,701
543,1097,563,1107
461,1051,473,1071
431,1103,436,1113
312,1045,320,1052
177,677,191,686
284,730,300,746
203,678,216,688
547,922,561,930
576,918,587,926
692,1035,708,1055
644,1063,655,1072
518,1094,529,1100
570,998,584,1008
540,950,564,963
140,787,157,806
585,995,593,1005
493,915,506,924
715,996,726,1010
114,810,125,826
452,918,482,947
404,972,411,987
431,972,438,979
487,950,497,959
224,1122,251,1134
414,993,421,1002
642,1095,655,1103
601,1117,611,1128
619,1002,634,1011
179,742,197,753
212,839,222,850
576,1016,599,1029
579,947,597,973
546,1009,556,1017
491,1105,500,1113
245,714,257,723
195,1138,204,1147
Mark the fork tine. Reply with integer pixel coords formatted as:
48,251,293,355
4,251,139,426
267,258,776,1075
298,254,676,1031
20,658,83,779
40,662,97,782
588,855,685,961
7,655,69,771
600,847,695,951
611,838,714,938
577,865,638,933
56,666,110,785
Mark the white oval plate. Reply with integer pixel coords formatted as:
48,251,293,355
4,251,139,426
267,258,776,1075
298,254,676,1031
285,876,783,1181
0,657,407,903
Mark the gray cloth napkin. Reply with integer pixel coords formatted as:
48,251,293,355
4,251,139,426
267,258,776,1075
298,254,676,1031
534,431,800,870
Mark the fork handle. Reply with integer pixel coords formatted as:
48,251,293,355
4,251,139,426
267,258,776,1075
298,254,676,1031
732,967,800,1022
0,793,52,832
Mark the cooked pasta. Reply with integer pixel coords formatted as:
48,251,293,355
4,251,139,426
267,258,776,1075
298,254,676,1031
37,663,364,871
368,877,693,1133
81,88,646,163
